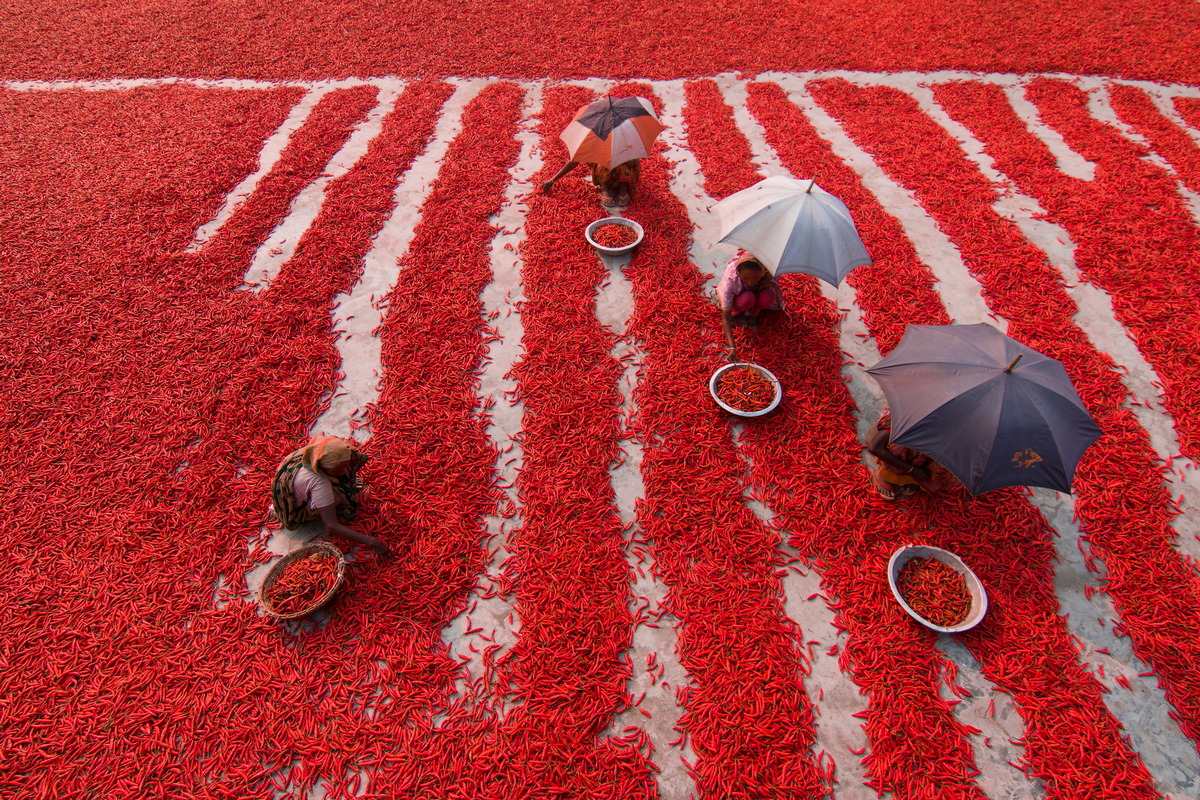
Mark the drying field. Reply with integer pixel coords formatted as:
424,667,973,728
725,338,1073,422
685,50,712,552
3,4,1200,799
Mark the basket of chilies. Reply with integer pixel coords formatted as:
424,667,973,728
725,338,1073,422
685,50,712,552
258,541,347,620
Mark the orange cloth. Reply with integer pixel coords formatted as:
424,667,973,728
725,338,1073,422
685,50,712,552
301,435,361,478
590,160,640,187
870,410,956,493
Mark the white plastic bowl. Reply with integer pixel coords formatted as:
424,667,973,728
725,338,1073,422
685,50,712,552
887,545,988,634
709,362,782,418
585,217,644,256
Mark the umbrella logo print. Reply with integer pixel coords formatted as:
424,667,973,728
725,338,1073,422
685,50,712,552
1012,449,1044,469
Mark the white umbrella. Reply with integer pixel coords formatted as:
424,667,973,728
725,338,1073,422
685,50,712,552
712,175,873,286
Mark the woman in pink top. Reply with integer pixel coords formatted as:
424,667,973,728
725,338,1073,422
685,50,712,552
717,252,784,360
270,435,392,556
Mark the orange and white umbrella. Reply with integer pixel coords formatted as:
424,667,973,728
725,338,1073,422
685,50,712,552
559,96,664,169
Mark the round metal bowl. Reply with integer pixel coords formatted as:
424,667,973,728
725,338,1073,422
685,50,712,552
887,545,988,634
585,217,644,256
709,362,783,418
258,541,347,620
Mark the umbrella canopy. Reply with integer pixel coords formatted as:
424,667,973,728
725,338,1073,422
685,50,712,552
865,323,1102,495
559,96,664,169
712,175,872,286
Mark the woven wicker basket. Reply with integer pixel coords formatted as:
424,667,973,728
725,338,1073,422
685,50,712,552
258,541,346,620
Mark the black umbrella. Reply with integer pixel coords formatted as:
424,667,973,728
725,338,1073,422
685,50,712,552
865,323,1102,495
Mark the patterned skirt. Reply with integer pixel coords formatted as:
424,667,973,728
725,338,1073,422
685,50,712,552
270,448,363,529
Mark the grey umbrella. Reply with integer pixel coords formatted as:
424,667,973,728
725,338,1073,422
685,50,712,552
711,176,873,286
865,323,1102,495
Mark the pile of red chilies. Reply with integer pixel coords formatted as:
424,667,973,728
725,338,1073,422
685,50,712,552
4,0,1199,86
592,223,639,249
895,558,971,628
264,552,339,616
5,71,1200,800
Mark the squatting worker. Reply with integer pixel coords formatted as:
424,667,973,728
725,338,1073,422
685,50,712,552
717,251,785,360
541,158,641,209
270,435,392,556
865,409,956,501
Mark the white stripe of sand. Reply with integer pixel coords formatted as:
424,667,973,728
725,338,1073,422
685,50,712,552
240,80,406,294
909,82,1200,567
572,78,697,800
596,241,695,798
994,78,1095,181
188,85,337,252
775,74,998,327
309,79,488,440
1115,81,1200,147
438,81,542,714
777,73,1054,797
1027,489,1200,799
1077,78,1200,228
243,81,485,599
243,81,409,598
715,74,870,796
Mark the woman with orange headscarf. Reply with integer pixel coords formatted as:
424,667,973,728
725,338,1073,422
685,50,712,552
270,435,392,556
865,409,957,501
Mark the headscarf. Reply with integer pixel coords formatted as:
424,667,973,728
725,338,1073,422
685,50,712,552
733,250,771,277
301,435,362,478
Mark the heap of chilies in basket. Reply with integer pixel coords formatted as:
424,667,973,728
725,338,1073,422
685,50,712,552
5,70,1200,800
263,551,339,616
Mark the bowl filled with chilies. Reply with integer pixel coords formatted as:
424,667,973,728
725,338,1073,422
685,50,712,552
709,362,782,418
887,545,988,633
585,217,644,256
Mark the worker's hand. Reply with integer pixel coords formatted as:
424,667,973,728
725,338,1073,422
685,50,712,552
910,465,932,483
372,539,394,557
727,345,738,363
